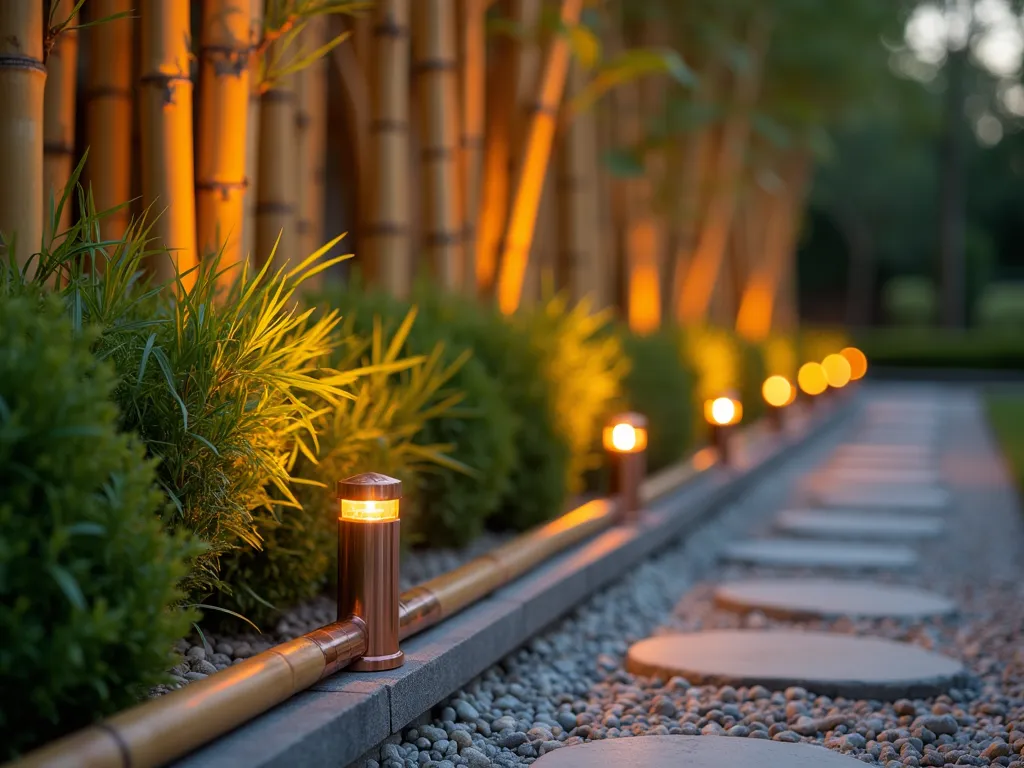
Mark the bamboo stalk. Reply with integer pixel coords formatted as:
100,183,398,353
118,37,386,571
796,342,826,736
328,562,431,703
413,0,463,290
328,15,370,261
475,0,518,296
43,0,79,243
0,2,45,266
670,63,720,324
556,60,599,301
495,0,584,315
197,0,251,285
363,0,410,296
140,0,199,288
295,18,327,263
241,0,264,265
255,51,297,267
457,0,486,289
625,11,670,334
85,0,133,243
676,12,771,325
736,151,811,337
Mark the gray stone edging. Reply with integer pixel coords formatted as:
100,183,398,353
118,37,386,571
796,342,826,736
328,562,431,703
172,400,858,768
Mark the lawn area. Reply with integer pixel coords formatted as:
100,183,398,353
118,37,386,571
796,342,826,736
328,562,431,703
986,393,1024,491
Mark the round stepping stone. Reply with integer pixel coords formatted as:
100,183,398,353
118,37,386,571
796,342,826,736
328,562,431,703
721,538,917,570
626,630,964,699
532,735,864,767
812,486,950,511
713,578,956,620
820,467,941,485
775,509,944,540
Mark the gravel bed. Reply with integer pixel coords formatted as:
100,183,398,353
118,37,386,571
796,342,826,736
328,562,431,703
354,389,1024,768
155,531,516,694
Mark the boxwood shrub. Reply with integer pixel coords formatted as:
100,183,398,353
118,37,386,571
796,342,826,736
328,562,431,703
0,293,198,759
621,327,694,472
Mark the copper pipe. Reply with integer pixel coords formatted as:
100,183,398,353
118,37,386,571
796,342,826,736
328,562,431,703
12,621,366,768
10,445,731,768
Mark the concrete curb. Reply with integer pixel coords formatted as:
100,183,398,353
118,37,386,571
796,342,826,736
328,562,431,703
174,401,858,768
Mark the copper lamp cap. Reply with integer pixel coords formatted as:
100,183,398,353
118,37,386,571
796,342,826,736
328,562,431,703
337,472,403,501
612,411,648,429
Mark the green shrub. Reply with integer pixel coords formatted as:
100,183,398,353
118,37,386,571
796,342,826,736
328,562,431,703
882,276,937,327
521,295,629,498
621,327,694,472
762,334,798,380
407,287,557,531
8,183,377,605
738,338,768,422
310,281,517,547
0,292,198,760
977,282,1024,330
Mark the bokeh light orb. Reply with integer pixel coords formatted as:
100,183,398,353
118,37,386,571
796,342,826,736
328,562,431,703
822,353,852,388
798,362,828,396
762,375,795,408
840,346,868,380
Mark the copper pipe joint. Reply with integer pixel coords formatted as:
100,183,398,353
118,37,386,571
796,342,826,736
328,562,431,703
337,473,404,672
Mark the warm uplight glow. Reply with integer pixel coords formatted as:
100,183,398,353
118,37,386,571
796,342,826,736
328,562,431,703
704,396,742,426
797,362,829,396
762,375,795,408
612,423,637,451
340,498,400,522
822,353,852,388
840,346,868,380
603,413,648,454
603,419,649,454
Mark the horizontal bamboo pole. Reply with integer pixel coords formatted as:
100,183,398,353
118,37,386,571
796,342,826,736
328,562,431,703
12,441,742,768
12,622,366,768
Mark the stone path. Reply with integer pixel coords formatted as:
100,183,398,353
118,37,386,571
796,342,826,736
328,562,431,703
360,387,1024,768
534,389,988,766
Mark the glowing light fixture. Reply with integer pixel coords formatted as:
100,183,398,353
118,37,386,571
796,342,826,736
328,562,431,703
840,346,868,381
704,395,743,427
337,473,404,671
762,375,796,408
797,362,828,397
762,375,795,432
603,413,648,454
703,393,742,465
822,353,852,389
604,412,648,524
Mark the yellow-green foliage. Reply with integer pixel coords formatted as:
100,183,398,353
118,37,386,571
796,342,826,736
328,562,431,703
683,325,743,402
522,295,629,494
215,307,470,623
799,327,851,365
763,335,798,379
